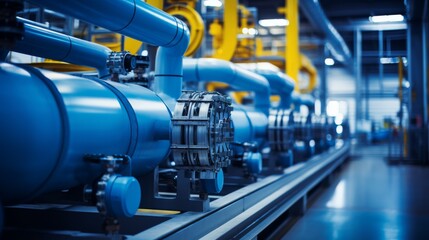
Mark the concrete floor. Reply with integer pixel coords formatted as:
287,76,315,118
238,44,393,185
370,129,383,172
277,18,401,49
282,143,429,240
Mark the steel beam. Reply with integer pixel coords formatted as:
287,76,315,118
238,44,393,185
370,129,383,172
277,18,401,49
407,20,428,162
354,30,362,136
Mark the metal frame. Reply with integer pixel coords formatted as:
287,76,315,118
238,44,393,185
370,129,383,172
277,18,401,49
4,142,350,239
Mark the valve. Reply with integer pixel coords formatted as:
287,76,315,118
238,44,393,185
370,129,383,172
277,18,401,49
84,154,141,234
242,142,262,175
106,51,136,81
230,142,262,175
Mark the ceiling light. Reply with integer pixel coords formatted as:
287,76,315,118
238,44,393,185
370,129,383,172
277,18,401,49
203,0,222,7
380,57,397,64
259,19,289,27
248,28,257,35
369,14,404,23
325,58,335,66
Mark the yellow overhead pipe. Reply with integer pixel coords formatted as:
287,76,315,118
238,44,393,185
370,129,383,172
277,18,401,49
165,3,204,56
209,0,238,60
300,54,317,93
279,0,300,92
207,0,243,102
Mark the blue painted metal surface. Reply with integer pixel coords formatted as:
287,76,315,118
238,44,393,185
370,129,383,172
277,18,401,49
237,63,295,109
0,63,171,203
13,20,111,77
105,176,141,218
29,0,190,108
183,58,271,115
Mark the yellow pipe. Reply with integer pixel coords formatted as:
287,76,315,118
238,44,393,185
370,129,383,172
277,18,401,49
165,4,204,56
146,0,164,9
210,0,238,60
282,0,300,92
300,54,318,93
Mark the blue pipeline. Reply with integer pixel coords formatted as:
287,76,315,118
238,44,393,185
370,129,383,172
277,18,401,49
182,58,271,115
237,63,295,109
0,63,171,204
231,105,268,147
28,0,190,109
12,19,111,77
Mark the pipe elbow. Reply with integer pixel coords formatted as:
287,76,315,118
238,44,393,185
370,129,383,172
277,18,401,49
158,18,190,59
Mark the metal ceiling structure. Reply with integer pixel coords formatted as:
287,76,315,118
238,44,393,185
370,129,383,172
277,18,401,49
241,0,407,74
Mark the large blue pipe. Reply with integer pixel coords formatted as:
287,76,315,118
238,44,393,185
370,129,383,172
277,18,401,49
182,58,271,115
0,63,171,203
237,63,295,109
12,19,111,77
29,0,190,109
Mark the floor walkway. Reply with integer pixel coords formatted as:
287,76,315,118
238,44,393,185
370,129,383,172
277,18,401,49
282,143,429,240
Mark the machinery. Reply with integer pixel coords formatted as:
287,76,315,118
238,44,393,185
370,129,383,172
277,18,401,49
0,0,350,238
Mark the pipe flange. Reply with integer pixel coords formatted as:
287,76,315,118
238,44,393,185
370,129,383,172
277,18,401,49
171,91,234,171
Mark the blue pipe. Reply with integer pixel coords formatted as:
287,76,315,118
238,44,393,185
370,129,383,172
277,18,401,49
12,20,111,77
231,105,268,147
183,58,271,115
0,63,171,203
237,63,295,109
29,0,190,109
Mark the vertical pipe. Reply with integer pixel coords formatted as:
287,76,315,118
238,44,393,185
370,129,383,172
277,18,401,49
378,30,384,94
423,20,428,163
354,30,362,137
285,0,300,91
320,43,328,114
407,20,427,161
211,0,238,60
365,74,370,120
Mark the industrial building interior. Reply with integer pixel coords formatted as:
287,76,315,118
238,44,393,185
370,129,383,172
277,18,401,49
0,0,428,239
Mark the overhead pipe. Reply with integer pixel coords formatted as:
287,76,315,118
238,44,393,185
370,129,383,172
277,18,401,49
237,62,295,109
29,0,190,109
182,58,271,115
299,0,352,63
12,18,111,77
209,0,238,60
